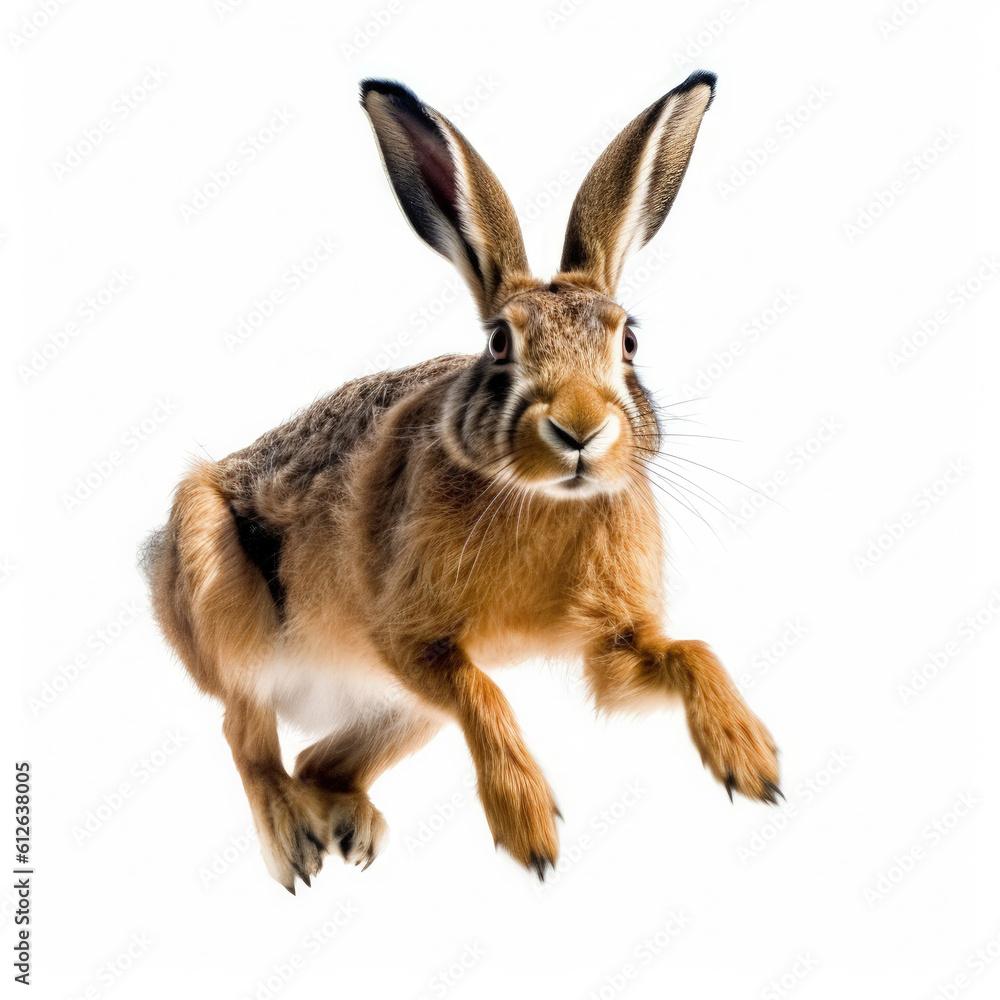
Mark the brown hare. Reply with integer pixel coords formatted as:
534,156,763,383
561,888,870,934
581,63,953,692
143,71,781,892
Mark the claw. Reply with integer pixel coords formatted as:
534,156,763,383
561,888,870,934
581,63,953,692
528,852,553,882
725,773,736,803
762,779,784,805
291,860,312,887
361,852,375,872
338,828,355,859
284,882,296,896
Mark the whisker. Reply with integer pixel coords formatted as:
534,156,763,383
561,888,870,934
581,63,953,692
656,451,786,509
638,460,742,529
631,460,729,544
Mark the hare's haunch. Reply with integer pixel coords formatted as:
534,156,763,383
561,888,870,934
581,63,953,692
143,72,780,892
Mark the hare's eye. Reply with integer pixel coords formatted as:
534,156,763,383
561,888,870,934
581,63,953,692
622,326,638,361
489,324,510,360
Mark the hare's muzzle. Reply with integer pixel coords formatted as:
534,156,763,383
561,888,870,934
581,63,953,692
540,415,620,460
509,384,629,498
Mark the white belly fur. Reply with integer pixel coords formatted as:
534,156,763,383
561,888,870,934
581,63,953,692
250,651,419,738
248,630,584,738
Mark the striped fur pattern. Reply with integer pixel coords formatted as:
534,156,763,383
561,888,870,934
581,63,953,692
143,71,780,891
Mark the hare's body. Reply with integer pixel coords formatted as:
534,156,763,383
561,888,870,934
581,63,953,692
145,73,781,890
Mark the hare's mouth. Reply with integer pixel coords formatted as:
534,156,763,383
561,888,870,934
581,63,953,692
545,463,613,499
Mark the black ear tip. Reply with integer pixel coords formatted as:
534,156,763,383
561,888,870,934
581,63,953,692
677,69,718,106
359,78,422,110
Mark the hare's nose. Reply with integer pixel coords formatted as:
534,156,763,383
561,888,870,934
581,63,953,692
546,418,587,451
542,416,620,459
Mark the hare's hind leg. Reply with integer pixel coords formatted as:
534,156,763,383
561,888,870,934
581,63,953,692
293,705,440,868
222,696,342,891
584,625,781,803
146,461,346,891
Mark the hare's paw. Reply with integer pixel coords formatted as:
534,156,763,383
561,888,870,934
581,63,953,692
695,708,781,804
673,640,782,804
329,792,388,871
480,763,561,879
255,779,334,893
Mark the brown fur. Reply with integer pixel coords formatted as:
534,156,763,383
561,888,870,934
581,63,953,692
144,72,779,890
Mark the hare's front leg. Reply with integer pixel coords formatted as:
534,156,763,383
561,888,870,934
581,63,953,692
390,638,560,878
585,627,781,803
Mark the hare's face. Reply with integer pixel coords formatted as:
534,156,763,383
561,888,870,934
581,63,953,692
446,284,659,498
363,74,715,500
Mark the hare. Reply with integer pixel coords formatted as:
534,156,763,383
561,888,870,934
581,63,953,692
143,71,780,891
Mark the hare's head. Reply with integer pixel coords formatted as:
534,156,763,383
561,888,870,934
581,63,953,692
361,73,715,498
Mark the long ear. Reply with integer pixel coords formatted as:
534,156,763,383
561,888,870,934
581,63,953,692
559,71,716,296
361,79,531,318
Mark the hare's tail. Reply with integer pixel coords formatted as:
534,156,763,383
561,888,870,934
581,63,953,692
142,459,277,695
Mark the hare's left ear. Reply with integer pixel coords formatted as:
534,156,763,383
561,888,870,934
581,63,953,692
361,79,531,318
559,71,716,297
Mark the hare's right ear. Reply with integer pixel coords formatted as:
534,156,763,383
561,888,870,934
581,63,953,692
361,80,530,318
559,71,716,297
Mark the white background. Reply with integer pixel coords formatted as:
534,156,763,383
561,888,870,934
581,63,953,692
5,0,1000,997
